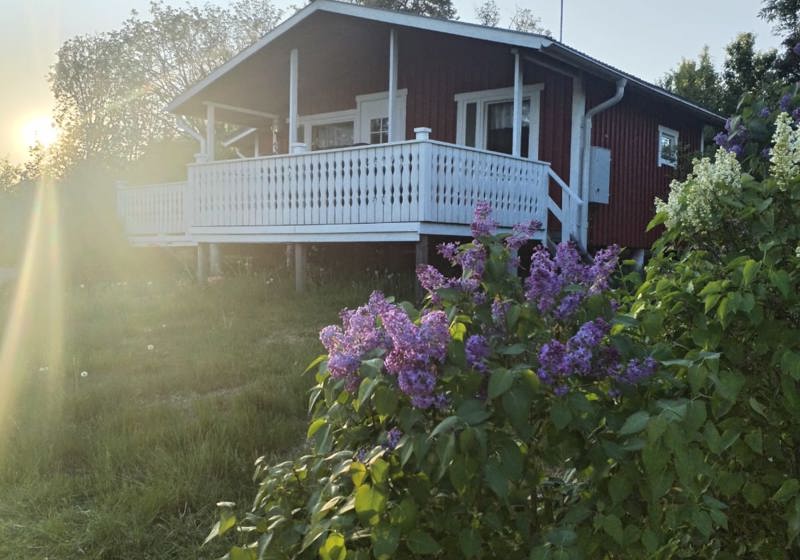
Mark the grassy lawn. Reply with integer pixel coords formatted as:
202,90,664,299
0,269,404,559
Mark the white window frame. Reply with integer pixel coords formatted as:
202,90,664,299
454,84,544,160
658,125,679,168
295,89,408,148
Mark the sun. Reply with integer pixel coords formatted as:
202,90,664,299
21,116,59,149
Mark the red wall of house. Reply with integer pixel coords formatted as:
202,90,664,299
586,83,705,248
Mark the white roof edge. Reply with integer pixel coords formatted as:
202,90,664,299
166,0,552,113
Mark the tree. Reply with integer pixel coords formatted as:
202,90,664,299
475,0,500,27
508,6,551,35
354,0,457,19
0,158,22,192
759,0,800,83
47,0,284,176
658,46,724,113
721,32,778,113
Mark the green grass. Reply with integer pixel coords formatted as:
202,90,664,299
0,270,409,559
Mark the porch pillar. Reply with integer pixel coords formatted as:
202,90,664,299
206,104,216,162
294,243,306,293
254,134,260,158
388,28,398,142
209,243,222,276
289,48,299,147
197,243,209,283
512,49,523,158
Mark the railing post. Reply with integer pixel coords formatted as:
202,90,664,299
115,181,127,232
291,142,308,154
184,169,194,240
415,128,433,223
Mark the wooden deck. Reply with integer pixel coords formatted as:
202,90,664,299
116,139,579,246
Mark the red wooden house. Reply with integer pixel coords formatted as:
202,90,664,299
116,0,723,284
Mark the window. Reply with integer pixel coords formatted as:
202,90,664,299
369,117,389,144
310,122,354,150
658,125,679,167
455,85,543,160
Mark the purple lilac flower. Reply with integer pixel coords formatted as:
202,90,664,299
730,144,744,157
458,243,487,278
793,108,800,123
433,392,450,410
761,147,771,159
780,93,793,112
536,319,612,392
586,245,620,294
505,220,543,251
417,264,447,293
465,335,490,373
618,357,658,385
525,246,561,313
554,293,583,321
793,42,800,56
471,201,498,238
491,298,511,327
570,318,610,349
714,131,728,147
472,292,488,305
554,243,584,284
758,107,771,118
385,428,403,450
437,242,459,261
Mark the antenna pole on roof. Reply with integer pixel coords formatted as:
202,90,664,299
559,0,564,41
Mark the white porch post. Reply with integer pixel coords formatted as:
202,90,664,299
254,134,260,157
512,49,523,158
206,104,216,162
289,48,299,147
388,28,398,142
568,75,586,244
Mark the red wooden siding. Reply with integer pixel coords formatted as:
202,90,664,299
587,84,705,249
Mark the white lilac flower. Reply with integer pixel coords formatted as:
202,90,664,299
770,112,800,189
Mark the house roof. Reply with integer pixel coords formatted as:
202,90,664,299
167,0,725,125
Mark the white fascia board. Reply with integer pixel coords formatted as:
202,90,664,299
166,0,551,114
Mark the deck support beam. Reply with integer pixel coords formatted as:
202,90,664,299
209,243,222,276
294,243,306,293
388,28,398,142
197,243,209,283
414,235,429,301
289,48,299,147
512,49,523,158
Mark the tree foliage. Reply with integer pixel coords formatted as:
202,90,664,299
474,0,500,27
354,0,456,19
46,0,284,176
658,46,724,113
473,1,551,36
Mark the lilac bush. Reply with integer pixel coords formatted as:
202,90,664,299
214,204,674,559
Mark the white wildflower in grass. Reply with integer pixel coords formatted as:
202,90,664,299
147,344,155,351
655,148,742,236
80,371,88,378
770,112,800,189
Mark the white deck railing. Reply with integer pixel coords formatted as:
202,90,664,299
116,181,189,240
117,140,580,244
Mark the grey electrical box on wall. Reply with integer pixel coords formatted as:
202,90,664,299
589,147,611,204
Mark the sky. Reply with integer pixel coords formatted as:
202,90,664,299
0,0,783,163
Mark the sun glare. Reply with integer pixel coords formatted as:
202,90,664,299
21,116,59,149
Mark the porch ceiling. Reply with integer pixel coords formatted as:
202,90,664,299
172,12,394,127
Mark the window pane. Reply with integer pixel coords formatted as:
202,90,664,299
297,126,305,143
369,117,389,144
465,102,477,147
311,122,354,150
485,99,530,156
660,132,677,164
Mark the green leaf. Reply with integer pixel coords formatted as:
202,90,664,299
781,351,800,381
503,388,532,438
601,514,624,545
307,418,327,440
485,460,509,499
742,259,759,287
488,368,516,399
646,211,666,231
429,415,462,440
319,532,347,560
773,479,800,503
373,386,398,416
459,527,482,558
691,509,712,538
230,546,257,560
550,400,572,431
203,509,237,546
457,399,491,425
770,269,791,298
406,530,442,555
499,439,523,480
499,343,527,355
354,484,386,525
609,473,632,504
742,482,767,507
547,527,577,547
744,429,763,455
619,411,650,435
714,370,746,402
371,458,390,485
371,525,400,560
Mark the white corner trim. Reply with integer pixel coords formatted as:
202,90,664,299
657,124,679,168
